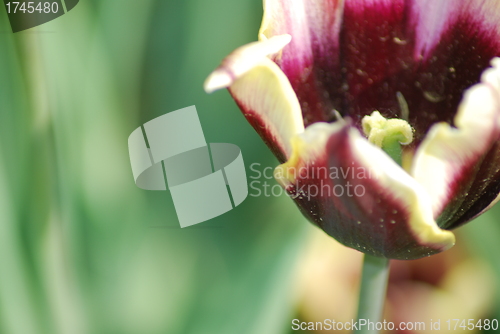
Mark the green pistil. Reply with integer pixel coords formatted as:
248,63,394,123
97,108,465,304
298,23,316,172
381,134,404,166
362,111,413,165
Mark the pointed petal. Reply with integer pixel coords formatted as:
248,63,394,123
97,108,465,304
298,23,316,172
412,58,500,230
205,36,304,162
275,121,455,260
204,35,291,93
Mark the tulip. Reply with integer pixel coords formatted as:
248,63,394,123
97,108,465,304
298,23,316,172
204,0,500,261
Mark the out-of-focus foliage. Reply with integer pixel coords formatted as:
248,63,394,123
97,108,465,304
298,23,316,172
1,1,499,334
0,1,309,333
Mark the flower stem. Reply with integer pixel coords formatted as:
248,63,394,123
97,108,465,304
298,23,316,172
355,254,390,334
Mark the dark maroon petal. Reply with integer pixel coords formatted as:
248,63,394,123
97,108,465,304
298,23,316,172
438,142,500,229
275,120,455,260
259,0,344,126
339,1,500,142
264,0,500,142
412,62,500,230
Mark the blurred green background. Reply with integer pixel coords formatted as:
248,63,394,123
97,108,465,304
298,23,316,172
0,1,499,334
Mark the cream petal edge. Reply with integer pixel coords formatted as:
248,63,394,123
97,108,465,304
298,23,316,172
276,122,456,251
204,36,304,159
258,0,275,41
228,58,305,158
259,0,305,41
411,58,500,218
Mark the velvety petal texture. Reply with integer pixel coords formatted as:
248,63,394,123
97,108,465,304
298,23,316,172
412,58,500,230
274,121,454,260
261,0,500,141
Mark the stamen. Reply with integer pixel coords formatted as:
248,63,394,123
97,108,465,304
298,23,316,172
331,109,344,122
396,91,409,121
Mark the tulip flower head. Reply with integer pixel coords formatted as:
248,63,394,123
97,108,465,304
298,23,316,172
205,0,500,260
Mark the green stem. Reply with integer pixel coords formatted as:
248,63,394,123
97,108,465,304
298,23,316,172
355,254,390,334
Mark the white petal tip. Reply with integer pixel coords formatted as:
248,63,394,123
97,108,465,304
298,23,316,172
204,34,292,94
204,70,233,94
274,34,292,47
